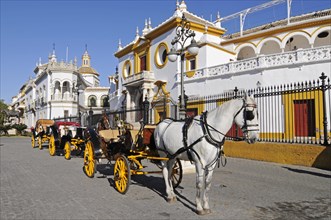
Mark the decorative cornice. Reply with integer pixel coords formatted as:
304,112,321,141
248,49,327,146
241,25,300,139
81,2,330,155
199,42,236,55
222,18,331,46
114,44,134,58
115,17,225,59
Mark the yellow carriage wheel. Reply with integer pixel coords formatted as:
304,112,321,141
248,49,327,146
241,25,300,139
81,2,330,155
171,158,183,189
64,141,71,160
83,141,95,178
38,137,42,150
31,136,36,148
114,155,131,194
49,135,56,156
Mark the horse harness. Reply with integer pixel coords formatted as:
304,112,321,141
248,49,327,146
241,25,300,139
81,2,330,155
234,99,259,134
163,111,226,168
162,98,258,168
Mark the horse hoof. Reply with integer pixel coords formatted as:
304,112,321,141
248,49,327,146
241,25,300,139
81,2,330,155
167,197,177,203
196,210,206,215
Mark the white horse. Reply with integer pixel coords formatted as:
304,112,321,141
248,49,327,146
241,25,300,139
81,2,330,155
154,94,259,215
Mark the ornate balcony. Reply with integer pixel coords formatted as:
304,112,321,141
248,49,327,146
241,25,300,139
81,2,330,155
123,71,155,87
181,46,331,81
51,93,77,102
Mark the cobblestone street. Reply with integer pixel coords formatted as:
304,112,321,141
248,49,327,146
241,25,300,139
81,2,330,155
1,137,330,219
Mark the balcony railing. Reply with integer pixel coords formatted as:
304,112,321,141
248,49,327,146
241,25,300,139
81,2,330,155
123,71,155,86
51,93,77,101
181,46,331,81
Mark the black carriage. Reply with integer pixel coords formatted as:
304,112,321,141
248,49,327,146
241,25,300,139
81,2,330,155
31,119,55,150
48,121,87,160
83,120,183,194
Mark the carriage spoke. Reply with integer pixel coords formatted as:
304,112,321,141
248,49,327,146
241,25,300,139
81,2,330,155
83,141,95,178
114,155,130,194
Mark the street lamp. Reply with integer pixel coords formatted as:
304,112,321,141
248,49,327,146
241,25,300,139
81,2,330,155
75,83,84,125
88,107,94,127
167,14,199,119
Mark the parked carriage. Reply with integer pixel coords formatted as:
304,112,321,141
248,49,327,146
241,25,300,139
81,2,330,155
83,119,183,194
48,121,87,160
31,119,55,149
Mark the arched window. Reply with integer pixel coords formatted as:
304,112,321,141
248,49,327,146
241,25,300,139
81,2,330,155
237,46,256,60
101,95,109,107
88,95,97,107
62,81,70,94
54,81,61,94
259,40,281,55
313,29,330,47
284,35,310,52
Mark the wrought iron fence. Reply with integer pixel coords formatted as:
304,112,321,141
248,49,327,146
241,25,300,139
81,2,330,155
75,73,330,146
186,73,330,146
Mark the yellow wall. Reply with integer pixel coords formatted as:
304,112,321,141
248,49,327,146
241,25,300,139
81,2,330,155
186,100,205,115
154,103,170,123
282,90,324,140
224,141,331,170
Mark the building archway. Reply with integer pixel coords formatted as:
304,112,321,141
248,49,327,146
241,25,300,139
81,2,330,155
101,95,109,107
258,38,282,55
88,95,97,107
312,26,331,47
283,32,310,52
237,45,256,60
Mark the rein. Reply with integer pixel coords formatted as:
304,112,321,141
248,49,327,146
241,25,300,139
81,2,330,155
158,98,258,169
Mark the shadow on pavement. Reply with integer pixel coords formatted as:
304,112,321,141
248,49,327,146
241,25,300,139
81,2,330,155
282,166,331,178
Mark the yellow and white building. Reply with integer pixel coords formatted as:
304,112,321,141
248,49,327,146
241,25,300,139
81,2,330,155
110,1,330,125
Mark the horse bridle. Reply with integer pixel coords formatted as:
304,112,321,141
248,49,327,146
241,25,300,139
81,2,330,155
158,99,259,163
102,116,110,129
234,99,259,134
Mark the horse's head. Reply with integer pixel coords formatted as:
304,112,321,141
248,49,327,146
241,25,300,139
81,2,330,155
101,114,110,129
234,94,259,144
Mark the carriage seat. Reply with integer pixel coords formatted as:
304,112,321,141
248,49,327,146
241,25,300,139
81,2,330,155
98,129,121,143
143,125,156,145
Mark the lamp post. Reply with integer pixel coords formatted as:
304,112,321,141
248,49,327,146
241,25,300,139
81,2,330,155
75,84,84,125
168,14,199,119
88,107,94,128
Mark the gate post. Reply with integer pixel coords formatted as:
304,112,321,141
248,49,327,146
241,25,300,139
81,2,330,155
234,87,239,138
319,72,329,146
143,96,150,125
234,86,238,98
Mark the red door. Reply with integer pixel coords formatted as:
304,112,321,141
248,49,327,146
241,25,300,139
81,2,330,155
294,100,315,137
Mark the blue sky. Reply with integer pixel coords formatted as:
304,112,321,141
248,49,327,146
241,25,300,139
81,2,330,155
1,0,330,104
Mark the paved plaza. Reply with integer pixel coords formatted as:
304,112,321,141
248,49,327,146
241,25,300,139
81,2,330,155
1,137,330,219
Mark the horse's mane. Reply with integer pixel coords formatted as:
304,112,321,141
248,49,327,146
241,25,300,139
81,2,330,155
211,96,256,116
209,98,243,116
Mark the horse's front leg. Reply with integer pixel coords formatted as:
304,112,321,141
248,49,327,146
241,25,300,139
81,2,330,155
202,163,216,214
161,160,176,202
167,159,177,202
195,163,206,215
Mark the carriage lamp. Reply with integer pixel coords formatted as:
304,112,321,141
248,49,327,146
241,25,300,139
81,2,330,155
167,14,199,119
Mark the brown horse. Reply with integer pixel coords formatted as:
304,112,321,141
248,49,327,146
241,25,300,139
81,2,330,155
97,113,110,132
